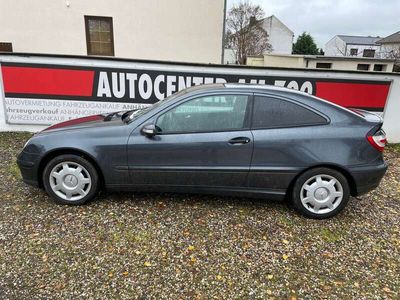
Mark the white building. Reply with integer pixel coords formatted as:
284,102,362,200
377,31,400,59
261,15,294,55
247,53,395,72
325,35,381,58
0,0,226,64
224,15,293,64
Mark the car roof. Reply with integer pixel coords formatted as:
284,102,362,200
223,83,306,95
184,83,307,96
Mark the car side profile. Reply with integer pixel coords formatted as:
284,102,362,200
17,84,387,218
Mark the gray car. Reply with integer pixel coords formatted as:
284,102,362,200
17,84,387,218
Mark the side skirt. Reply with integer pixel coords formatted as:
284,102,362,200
105,184,287,201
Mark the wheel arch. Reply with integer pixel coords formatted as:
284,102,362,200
287,163,357,198
37,148,105,189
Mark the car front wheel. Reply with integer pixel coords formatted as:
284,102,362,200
43,154,99,205
291,168,350,219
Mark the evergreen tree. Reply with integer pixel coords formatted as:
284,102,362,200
293,32,319,55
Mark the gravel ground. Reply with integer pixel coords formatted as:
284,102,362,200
0,132,399,299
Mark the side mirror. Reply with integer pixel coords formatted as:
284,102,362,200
141,124,157,138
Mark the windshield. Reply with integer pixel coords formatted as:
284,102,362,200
123,88,189,123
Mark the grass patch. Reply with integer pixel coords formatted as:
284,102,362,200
8,159,22,179
387,143,400,153
319,228,345,243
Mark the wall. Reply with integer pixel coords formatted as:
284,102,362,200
0,0,225,64
262,16,293,54
380,43,400,58
306,59,394,72
343,45,381,57
262,55,305,68
325,36,347,56
1,53,399,142
325,36,382,58
247,54,394,72
224,49,236,64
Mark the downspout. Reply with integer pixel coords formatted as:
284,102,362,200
221,0,227,64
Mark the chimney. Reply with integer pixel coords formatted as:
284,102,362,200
250,16,257,26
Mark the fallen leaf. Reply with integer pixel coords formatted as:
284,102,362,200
188,245,195,251
282,254,289,260
144,262,152,267
267,274,273,280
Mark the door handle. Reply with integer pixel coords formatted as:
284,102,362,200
228,137,251,145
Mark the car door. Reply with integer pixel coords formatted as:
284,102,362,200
127,93,253,189
248,93,329,192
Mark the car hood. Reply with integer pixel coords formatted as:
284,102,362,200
41,111,127,133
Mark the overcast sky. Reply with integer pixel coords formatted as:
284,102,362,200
227,0,400,48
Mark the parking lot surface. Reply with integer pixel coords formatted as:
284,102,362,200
0,132,399,299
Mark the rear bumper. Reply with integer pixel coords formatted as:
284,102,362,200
349,163,387,196
17,151,41,187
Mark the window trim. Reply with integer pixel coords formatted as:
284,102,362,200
350,48,358,56
250,93,330,131
357,64,370,71
362,49,375,58
315,62,332,69
84,15,115,56
0,42,13,52
153,93,253,135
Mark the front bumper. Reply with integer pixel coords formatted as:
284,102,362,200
349,163,388,196
17,151,41,187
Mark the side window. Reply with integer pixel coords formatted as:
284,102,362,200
252,96,327,129
156,95,249,134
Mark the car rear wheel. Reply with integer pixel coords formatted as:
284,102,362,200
291,168,350,219
43,154,99,205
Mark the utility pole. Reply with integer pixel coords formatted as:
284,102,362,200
221,0,227,64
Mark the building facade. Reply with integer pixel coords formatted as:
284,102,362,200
0,0,226,64
261,15,294,55
325,35,382,58
224,15,293,64
247,54,395,72
377,31,400,58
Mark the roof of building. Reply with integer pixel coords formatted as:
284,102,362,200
377,31,400,44
247,53,395,62
337,35,381,45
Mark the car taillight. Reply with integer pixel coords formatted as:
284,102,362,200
367,130,387,152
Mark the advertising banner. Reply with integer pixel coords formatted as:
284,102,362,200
1,62,392,125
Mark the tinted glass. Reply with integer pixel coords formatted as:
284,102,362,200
252,96,326,128
156,95,249,133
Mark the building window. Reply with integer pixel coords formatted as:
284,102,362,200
363,49,375,58
357,64,370,71
316,62,332,69
373,64,387,72
350,48,358,56
85,16,114,56
0,42,13,52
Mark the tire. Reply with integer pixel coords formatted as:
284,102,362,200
42,154,100,205
291,167,350,219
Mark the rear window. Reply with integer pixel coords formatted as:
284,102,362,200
252,96,327,129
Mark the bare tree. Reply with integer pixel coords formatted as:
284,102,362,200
225,1,272,65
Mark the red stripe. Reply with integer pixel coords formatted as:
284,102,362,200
315,82,390,109
1,66,94,96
